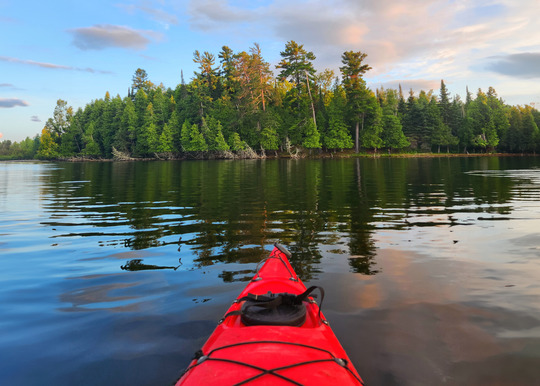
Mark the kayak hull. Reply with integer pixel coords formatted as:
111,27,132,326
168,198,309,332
177,244,363,385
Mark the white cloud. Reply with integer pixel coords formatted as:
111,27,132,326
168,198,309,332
187,0,251,31
117,2,179,29
185,0,540,87
0,55,113,74
0,98,29,108
69,24,162,51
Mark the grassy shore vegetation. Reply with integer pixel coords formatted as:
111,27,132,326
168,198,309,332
2,41,540,160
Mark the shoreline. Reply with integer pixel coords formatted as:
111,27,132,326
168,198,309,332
1,152,538,162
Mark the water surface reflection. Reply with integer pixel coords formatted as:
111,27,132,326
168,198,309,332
1,157,540,385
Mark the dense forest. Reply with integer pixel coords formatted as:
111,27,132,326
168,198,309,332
2,40,540,160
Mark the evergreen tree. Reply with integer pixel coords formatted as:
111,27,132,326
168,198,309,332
260,126,280,151
59,125,80,156
228,132,246,152
135,103,159,156
325,116,354,150
201,116,229,151
157,122,174,153
302,118,321,150
180,120,192,152
360,93,383,152
132,68,155,94
468,89,499,152
324,86,353,150
438,80,451,126
427,95,457,152
213,128,230,152
340,50,372,152
188,123,208,152
506,106,523,152
276,41,317,124
486,87,509,147
378,88,409,152
167,110,182,152
219,45,237,98
193,50,219,113
276,41,316,90
381,110,409,152
81,122,101,157
116,98,137,154
521,106,539,153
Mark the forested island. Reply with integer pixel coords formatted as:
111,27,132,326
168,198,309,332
1,41,539,160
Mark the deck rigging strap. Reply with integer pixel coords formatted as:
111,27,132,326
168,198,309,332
181,340,364,386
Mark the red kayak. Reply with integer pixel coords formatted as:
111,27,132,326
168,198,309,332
176,244,364,385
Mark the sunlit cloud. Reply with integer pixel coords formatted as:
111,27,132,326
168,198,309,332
117,2,179,29
370,79,442,95
185,0,540,96
0,98,29,108
187,0,251,31
69,24,162,51
0,55,113,74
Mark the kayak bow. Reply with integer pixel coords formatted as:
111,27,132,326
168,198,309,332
177,243,363,385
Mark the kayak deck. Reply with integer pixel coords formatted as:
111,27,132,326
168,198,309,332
177,244,363,385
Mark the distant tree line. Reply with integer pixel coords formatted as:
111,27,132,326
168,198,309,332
2,40,539,160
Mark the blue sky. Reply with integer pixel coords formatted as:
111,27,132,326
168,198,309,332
2,0,540,142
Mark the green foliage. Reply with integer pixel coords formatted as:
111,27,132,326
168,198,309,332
132,68,155,94
0,137,39,159
158,122,174,153
81,122,101,157
46,99,72,136
467,89,500,151
340,50,372,152
37,128,60,159
187,124,208,152
325,116,354,150
302,119,321,149
381,113,409,151
201,116,229,151
228,132,246,151
134,103,159,156
276,40,316,88
30,43,540,160
260,126,280,150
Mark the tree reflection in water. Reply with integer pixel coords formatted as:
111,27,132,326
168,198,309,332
40,157,525,282
121,258,182,271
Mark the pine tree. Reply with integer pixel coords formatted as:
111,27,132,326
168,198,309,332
81,122,101,157
360,93,383,152
260,126,280,151
188,123,208,152
381,112,409,153
116,98,137,154
132,68,155,94
438,80,451,126
340,50,372,152
228,132,246,151
180,121,192,152
157,122,174,153
323,85,353,151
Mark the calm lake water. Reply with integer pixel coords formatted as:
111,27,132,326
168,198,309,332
1,157,540,385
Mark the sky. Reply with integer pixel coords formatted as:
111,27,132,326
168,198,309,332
2,0,540,142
